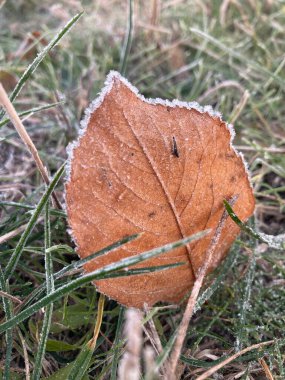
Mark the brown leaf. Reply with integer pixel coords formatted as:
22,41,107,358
65,72,255,308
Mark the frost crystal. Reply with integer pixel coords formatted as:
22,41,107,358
65,70,252,189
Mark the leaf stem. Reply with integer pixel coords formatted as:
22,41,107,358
167,196,238,379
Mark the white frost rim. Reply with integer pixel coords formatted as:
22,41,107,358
64,70,253,248
65,69,252,193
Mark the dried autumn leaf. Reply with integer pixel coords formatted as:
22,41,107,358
65,71,255,308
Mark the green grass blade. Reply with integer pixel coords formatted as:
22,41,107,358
32,200,54,380
0,230,209,334
190,28,285,90
65,345,94,380
1,12,83,112
54,233,140,279
46,244,74,255
119,0,133,75
111,306,124,380
15,234,141,312
76,230,208,279
106,262,184,278
155,329,177,371
4,164,65,280
0,267,13,380
0,201,66,218
67,295,105,380
0,102,63,129
192,301,230,354
235,252,256,350
275,340,285,378
42,363,89,380
0,201,35,211
32,303,53,378
50,262,184,285
223,200,285,249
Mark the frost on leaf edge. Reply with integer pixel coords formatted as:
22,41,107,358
64,70,253,245
65,70,245,182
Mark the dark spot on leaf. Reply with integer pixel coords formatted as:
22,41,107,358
172,136,179,158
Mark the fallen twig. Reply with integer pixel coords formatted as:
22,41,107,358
0,223,29,245
0,83,62,209
196,340,274,380
0,291,22,304
167,195,238,379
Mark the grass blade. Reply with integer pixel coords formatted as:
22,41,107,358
192,301,230,354
223,200,285,249
0,82,62,209
111,306,124,380
190,28,285,90
1,11,83,114
106,262,184,278
0,201,66,218
4,163,65,280
15,234,141,313
0,267,13,380
67,294,105,380
32,200,54,380
275,340,285,378
119,0,133,75
155,329,177,372
235,252,256,351
54,233,140,279
0,230,209,334
0,102,63,129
